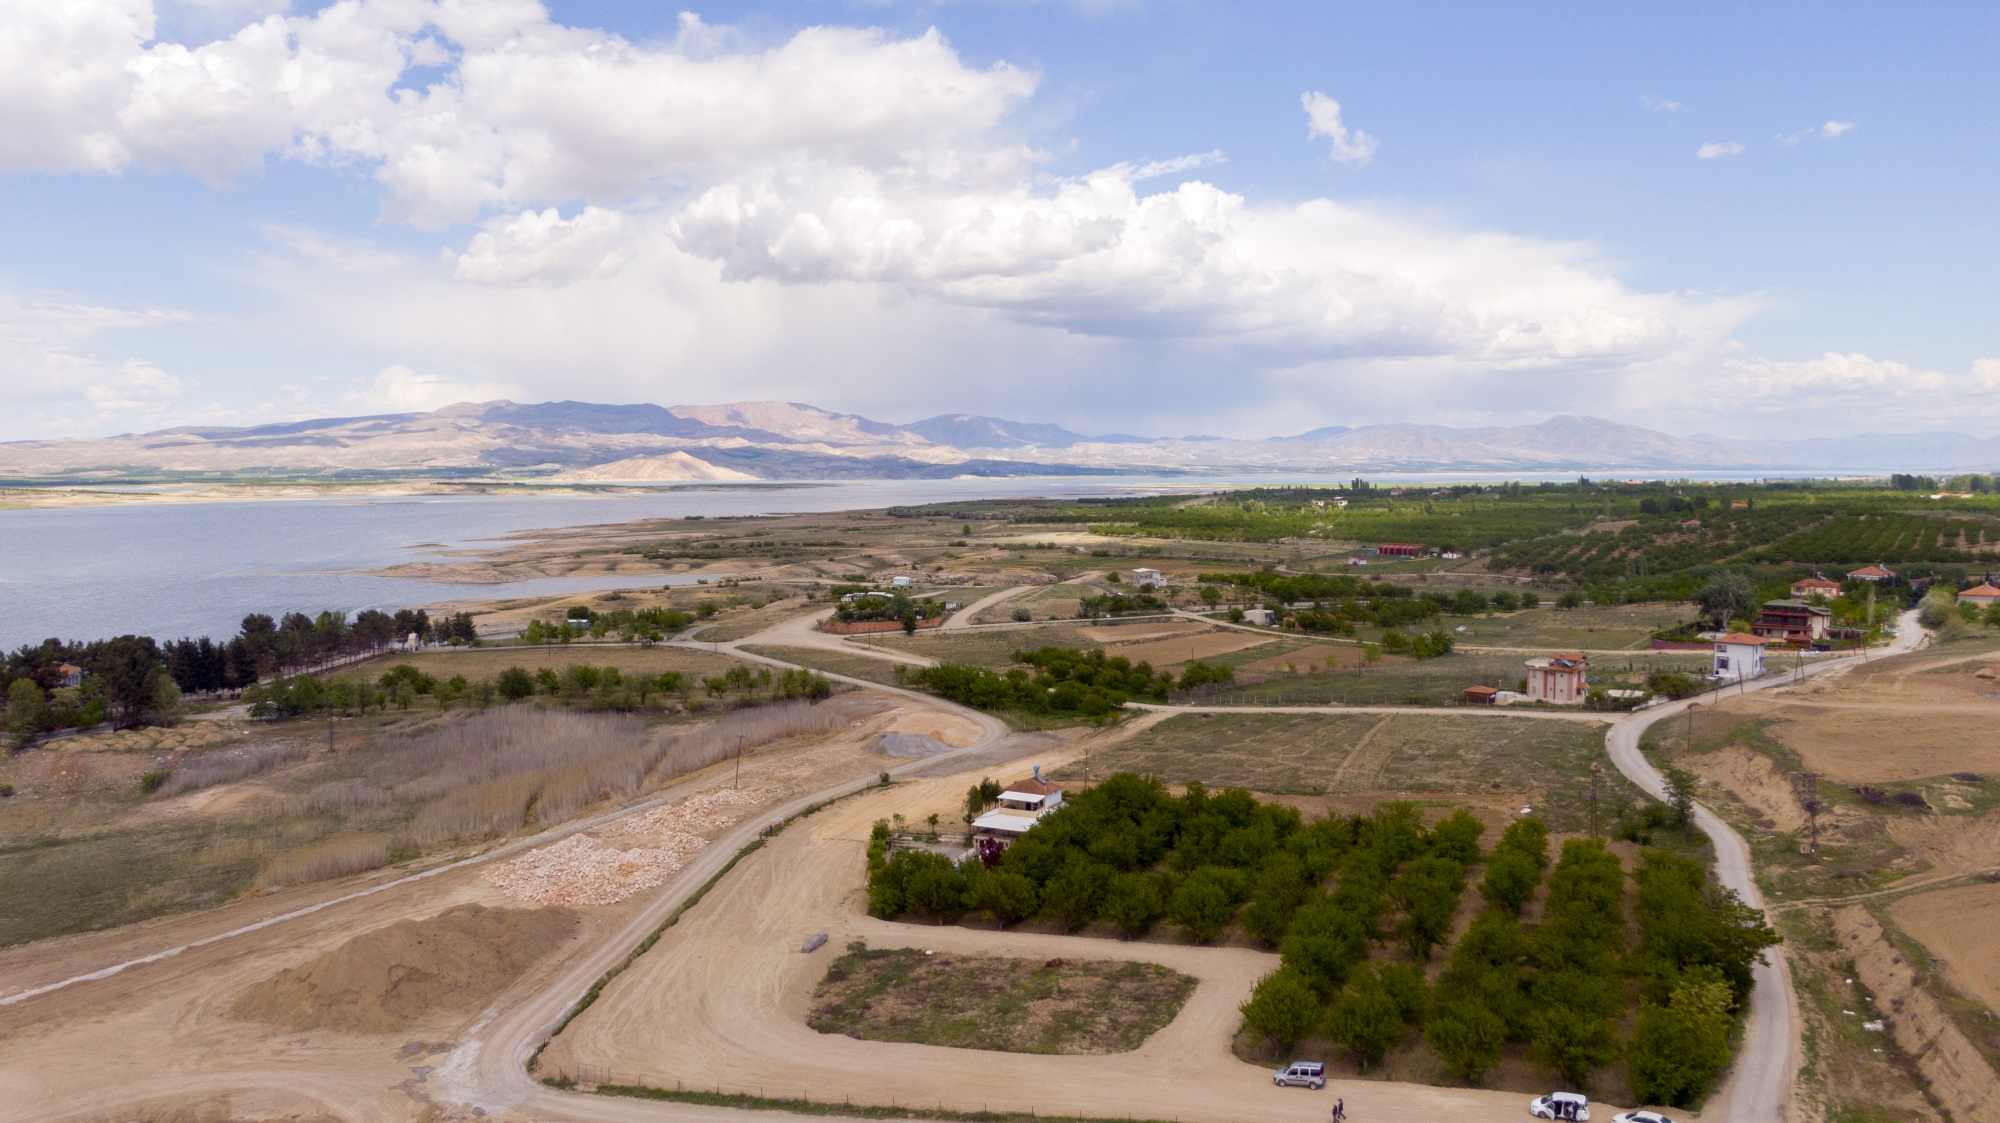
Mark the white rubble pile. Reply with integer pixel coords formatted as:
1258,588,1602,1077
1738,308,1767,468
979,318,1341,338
611,787,767,837
484,832,707,906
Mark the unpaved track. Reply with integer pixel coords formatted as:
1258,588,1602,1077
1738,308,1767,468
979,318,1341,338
942,585,1033,629
1131,701,1611,722
1603,612,1924,1123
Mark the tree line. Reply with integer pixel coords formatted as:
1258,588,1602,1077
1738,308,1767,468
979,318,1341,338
904,647,1232,717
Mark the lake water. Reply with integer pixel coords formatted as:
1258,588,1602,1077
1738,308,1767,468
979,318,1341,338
0,476,1250,648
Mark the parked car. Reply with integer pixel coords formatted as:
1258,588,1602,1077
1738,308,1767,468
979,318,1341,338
1529,1092,1590,1120
1612,1113,1675,1123
1272,1061,1325,1089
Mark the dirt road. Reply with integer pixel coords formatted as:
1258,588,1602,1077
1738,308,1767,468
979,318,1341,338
1603,611,1924,1123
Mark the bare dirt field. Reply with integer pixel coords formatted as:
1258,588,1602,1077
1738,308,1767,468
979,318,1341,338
1095,630,1276,667
1888,881,2000,1018
867,624,1103,666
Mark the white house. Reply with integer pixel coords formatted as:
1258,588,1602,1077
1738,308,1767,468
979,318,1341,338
1713,634,1769,681
969,773,1065,846
1241,608,1276,626
1131,567,1166,589
890,575,913,588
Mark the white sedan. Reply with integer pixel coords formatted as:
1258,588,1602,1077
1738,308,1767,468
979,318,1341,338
1612,1114,1675,1123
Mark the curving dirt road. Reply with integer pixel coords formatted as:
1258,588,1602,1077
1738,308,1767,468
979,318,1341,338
1601,611,1923,1123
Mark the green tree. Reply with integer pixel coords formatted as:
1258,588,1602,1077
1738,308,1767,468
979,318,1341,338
1327,968,1406,1069
1425,1001,1505,1082
496,666,535,700
967,868,1040,924
1479,848,1543,913
1041,856,1114,930
1240,969,1323,1051
1100,871,1167,936
1281,897,1370,998
1429,809,1486,864
1694,572,1755,628
6,678,48,749
1528,1005,1618,1086
1169,866,1243,943
94,635,168,730
1628,967,1734,1106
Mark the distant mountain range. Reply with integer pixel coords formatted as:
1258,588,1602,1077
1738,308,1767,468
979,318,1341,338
4,400,1996,480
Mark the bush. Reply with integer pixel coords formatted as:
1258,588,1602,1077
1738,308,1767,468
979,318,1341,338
1893,790,1929,808
1011,607,1032,622
139,770,169,794
1177,661,1236,690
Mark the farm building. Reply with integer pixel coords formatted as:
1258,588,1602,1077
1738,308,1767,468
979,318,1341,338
1713,634,1769,681
1790,577,1843,600
1461,684,1499,705
1849,565,1896,583
1241,608,1276,626
1130,567,1166,589
969,773,1066,849
1377,543,1426,557
1753,599,1832,644
1959,583,2000,609
1524,652,1589,704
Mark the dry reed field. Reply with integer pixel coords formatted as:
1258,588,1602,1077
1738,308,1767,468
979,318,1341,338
0,698,854,945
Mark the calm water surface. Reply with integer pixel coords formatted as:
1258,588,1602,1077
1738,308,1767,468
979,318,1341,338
0,477,1243,647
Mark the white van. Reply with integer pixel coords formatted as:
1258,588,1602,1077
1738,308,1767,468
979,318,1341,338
1273,1061,1325,1089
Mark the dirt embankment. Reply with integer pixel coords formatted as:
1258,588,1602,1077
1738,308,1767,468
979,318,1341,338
1887,882,2000,1018
1685,744,1807,833
1834,905,2000,1123
231,903,580,1034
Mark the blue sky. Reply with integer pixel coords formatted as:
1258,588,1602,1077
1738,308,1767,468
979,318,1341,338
3,0,1996,443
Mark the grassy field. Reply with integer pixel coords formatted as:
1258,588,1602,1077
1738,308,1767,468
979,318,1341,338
739,645,906,686
356,645,753,683
1432,602,1697,650
1181,650,1712,707
1061,712,1626,831
809,943,1196,1054
867,624,1103,666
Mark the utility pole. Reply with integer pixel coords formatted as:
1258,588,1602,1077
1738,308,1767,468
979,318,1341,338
1795,770,1822,859
1589,762,1602,839
734,735,743,789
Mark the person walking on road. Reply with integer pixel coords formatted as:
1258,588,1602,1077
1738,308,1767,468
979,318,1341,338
1332,1098,1345,1122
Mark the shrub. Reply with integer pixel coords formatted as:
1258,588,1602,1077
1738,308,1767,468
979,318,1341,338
496,666,535,700
1893,790,1929,808
1011,607,1032,622
1856,786,1887,804
138,770,169,794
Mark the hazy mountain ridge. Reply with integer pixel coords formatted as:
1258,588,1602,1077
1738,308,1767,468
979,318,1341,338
2,399,1994,479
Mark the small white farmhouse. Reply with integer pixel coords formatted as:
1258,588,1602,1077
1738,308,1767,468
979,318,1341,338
1713,634,1769,681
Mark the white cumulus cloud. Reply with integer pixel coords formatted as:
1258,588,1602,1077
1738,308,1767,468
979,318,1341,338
1301,91,1378,164
1697,141,1746,159
339,364,520,414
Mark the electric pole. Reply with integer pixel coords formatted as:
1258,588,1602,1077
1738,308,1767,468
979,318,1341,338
734,735,743,789
1589,762,1602,839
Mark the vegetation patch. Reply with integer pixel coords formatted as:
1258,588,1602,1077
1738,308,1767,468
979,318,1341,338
808,942,1196,1054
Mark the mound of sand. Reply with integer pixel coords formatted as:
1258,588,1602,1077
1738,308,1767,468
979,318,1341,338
232,903,579,1034
1686,745,1806,833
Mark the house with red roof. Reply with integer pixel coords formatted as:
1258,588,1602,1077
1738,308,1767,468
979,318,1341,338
1524,652,1589,704
1960,583,2000,610
1849,565,1896,583
1790,577,1843,600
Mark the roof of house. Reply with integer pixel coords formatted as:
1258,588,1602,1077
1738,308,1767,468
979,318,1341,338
1009,776,1061,796
1462,684,1499,696
1525,652,1588,670
1851,565,1896,577
56,663,82,675
1793,577,1841,588
970,809,1043,834
1717,633,1772,646
1761,599,1832,614
1960,584,2000,598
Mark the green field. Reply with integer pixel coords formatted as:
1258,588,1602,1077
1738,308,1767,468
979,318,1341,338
1062,712,1625,830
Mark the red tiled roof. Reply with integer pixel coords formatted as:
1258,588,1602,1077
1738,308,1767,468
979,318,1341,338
1850,566,1895,577
1961,584,2000,598
1462,684,1499,695
1717,633,1771,645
